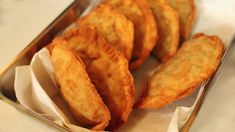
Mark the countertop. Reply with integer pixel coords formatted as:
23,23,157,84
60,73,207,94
0,0,74,70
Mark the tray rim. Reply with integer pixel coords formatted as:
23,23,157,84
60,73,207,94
0,0,88,131
181,37,235,132
0,0,233,131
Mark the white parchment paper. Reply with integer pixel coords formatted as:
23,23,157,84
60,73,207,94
167,0,235,131
14,0,235,131
14,48,90,132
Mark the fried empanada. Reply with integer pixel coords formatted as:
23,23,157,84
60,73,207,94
167,0,196,41
50,41,110,130
63,27,135,131
135,34,224,109
77,4,134,60
103,0,158,70
176,86,196,100
147,0,179,62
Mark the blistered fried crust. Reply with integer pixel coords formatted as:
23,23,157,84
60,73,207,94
135,34,224,109
103,0,158,70
147,0,179,62
176,86,196,100
167,0,196,40
77,4,134,60
50,41,110,131
63,27,135,131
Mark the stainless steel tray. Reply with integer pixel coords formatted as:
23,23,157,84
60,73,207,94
0,0,233,131
182,37,235,132
0,0,89,131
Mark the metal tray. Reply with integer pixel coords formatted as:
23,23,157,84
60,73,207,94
0,0,233,131
182,37,235,132
0,0,89,131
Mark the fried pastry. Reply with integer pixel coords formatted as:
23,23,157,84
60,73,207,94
167,0,196,41
77,4,134,60
63,27,135,131
50,41,110,130
103,0,158,70
135,34,224,109
147,0,179,62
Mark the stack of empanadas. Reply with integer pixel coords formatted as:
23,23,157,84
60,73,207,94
44,0,224,131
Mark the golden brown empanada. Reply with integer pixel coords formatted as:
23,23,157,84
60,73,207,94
135,34,224,109
147,0,179,62
50,41,110,130
63,27,135,131
167,0,196,41
77,4,134,60
103,0,158,70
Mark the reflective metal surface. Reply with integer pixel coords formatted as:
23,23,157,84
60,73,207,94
182,37,235,132
0,0,89,131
